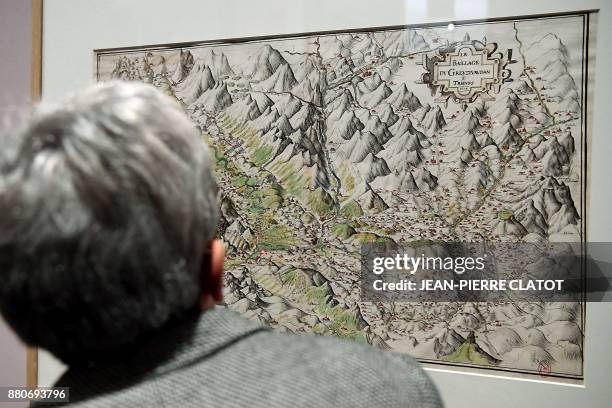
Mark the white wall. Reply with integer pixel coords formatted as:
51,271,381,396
0,1,32,405
42,1,612,406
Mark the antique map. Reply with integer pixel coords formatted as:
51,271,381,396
96,12,592,378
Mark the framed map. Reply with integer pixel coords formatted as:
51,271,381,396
96,11,594,379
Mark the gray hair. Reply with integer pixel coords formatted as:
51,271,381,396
0,81,219,363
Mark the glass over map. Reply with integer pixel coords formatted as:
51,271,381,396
96,12,593,379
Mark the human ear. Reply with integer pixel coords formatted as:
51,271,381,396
200,239,225,308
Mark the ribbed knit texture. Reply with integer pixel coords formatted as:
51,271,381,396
38,307,443,407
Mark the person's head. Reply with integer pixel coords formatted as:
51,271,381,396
0,81,224,364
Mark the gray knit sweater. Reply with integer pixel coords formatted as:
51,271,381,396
43,308,443,407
